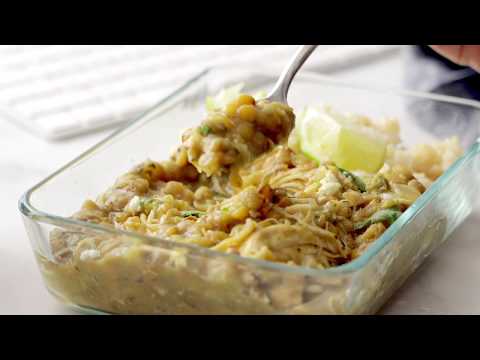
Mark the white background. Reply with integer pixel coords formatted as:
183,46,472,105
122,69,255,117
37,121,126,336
2,49,479,314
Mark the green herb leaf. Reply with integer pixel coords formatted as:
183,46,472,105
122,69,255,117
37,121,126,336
198,125,211,136
338,167,367,193
370,209,402,224
354,209,402,231
221,207,230,213
181,210,206,218
140,198,160,213
387,205,401,212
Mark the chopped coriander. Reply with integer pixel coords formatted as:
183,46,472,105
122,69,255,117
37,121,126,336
198,125,211,136
221,207,229,213
338,167,367,193
387,205,401,212
181,210,206,218
354,209,402,231
139,198,159,213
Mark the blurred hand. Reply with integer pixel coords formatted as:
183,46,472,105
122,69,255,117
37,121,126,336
430,45,480,72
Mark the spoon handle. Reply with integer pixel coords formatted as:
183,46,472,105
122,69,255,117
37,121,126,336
267,45,318,103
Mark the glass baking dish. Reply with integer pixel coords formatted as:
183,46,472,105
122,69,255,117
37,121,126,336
19,66,480,315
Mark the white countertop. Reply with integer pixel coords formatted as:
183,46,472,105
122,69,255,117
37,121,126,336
2,50,479,314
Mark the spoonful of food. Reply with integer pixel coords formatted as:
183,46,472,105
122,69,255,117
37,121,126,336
266,45,318,104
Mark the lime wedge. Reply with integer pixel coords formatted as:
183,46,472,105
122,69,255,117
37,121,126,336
298,106,387,173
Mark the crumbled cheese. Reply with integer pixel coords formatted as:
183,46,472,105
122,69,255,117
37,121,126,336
317,171,342,197
125,195,142,214
80,249,101,261
381,193,394,201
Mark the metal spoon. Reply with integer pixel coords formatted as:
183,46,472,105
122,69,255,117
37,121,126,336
266,45,318,104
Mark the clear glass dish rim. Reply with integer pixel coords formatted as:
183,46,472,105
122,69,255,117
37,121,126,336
18,65,480,277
